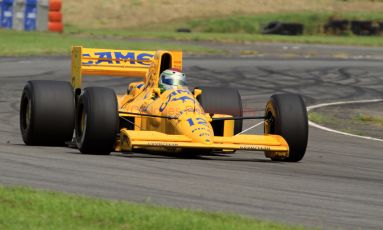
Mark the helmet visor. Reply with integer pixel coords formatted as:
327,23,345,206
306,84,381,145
161,76,186,86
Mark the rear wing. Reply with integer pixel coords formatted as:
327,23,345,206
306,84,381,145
71,46,182,89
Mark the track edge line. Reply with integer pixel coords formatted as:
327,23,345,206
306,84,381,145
307,99,383,142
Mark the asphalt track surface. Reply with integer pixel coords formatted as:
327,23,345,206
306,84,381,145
0,56,383,229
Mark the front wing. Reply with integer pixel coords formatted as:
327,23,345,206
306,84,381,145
117,129,289,158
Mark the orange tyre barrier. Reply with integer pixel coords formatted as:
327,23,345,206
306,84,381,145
49,0,62,12
48,12,62,22
48,22,63,33
48,0,63,32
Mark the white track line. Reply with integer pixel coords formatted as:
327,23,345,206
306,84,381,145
307,99,383,142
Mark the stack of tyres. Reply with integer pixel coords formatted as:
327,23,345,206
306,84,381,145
24,0,37,30
48,0,62,32
1,0,13,29
11,0,37,31
261,21,304,35
0,0,2,26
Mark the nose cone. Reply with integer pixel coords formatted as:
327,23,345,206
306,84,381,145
174,113,214,145
158,88,214,145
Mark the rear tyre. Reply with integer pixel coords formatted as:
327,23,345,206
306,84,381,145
264,93,308,162
20,80,75,146
195,87,243,135
75,87,118,155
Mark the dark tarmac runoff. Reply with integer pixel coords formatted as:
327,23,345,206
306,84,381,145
1,45,383,229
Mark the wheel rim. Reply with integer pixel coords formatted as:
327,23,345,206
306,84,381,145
76,104,87,140
26,99,31,128
21,96,31,130
264,103,276,134
81,111,86,135
264,111,275,134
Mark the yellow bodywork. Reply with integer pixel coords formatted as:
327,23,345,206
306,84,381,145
71,46,289,159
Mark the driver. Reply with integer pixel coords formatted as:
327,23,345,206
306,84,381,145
159,69,187,93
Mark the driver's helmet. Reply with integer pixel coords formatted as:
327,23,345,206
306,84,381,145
159,69,186,92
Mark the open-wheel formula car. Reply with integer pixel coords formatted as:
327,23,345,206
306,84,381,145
20,47,308,162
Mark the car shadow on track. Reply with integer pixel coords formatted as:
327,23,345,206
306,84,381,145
9,144,282,163
113,151,277,163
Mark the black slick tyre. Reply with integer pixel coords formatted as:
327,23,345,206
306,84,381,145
264,93,308,162
196,87,243,135
20,80,75,146
75,87,118,155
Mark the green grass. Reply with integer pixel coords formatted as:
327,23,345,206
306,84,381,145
64,28,383,47
354,113,383,126
2,11,383,57
0,29,217,56
185,11,383,35
64,10,383,47
308,111,368,135
187,12,328,35
339,128,366,136
0,186,309,230
308,112,338,125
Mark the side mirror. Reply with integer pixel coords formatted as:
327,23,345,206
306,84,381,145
193,88,202,98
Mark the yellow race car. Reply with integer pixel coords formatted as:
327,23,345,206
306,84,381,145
20,47,308,162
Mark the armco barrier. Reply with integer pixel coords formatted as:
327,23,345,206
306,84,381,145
1,0,13,29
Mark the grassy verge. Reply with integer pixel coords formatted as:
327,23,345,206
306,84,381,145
65,10,383,47
0,29,217,56
63,0,383,29
2,11,383,57
64,27,383,47
309,111,383,128
354,113,383,127
309,111,365,135
309,109,383,137
308,112,335,125
0,186,308,230
184,11,383,35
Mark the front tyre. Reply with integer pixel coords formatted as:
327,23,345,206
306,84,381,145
264,93,308,162
75,87,118,155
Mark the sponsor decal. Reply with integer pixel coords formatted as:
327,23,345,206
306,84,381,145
187,117,208,127
191,127,207,133
239,146,271,151
159,90,195,112
176,106,203,116
199,132,210,137
147,142,179,147
82,52,154,66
